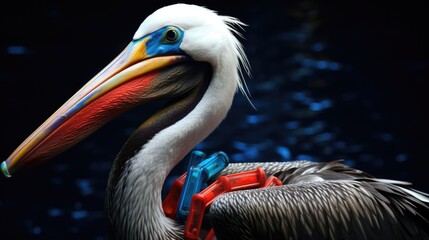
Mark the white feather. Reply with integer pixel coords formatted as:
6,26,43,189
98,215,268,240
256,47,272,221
112,4,250,239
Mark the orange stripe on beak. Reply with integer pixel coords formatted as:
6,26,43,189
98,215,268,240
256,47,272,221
3,37,187,176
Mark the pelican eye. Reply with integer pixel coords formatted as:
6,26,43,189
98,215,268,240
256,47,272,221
163,27,180,43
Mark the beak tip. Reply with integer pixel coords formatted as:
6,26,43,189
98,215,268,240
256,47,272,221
1,161,11,178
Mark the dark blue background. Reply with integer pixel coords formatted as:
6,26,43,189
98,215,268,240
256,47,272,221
1,1,428,239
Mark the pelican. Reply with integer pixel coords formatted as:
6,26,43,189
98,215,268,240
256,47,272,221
2,3,429,240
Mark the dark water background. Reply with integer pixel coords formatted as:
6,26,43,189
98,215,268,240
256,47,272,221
1,1,428,239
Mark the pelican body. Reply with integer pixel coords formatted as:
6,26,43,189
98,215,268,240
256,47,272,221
2,4,429,240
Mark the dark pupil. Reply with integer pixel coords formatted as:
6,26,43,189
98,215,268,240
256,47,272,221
166,30,177,41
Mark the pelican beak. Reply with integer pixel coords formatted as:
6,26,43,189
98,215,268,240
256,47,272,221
2,37,205,177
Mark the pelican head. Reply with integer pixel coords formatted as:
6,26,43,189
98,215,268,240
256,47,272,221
2,3,249,177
